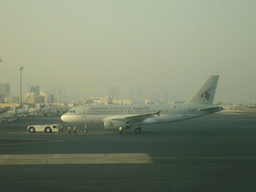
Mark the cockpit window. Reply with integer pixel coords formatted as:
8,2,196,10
70,110,76,113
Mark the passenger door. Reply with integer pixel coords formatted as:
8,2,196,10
182,106,188,116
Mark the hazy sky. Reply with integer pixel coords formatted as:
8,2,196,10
1,1,255,104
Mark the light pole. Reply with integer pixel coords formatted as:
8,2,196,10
19,67,24,106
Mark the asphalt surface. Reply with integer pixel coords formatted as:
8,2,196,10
1,112,256,191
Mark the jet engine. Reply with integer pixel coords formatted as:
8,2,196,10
104,120,132,130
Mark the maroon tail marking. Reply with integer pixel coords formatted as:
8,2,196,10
201,87,214,100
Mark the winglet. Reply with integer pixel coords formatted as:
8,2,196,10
155,111,161,116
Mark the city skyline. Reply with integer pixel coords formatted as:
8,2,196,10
0,82,254,105
1,1,255,104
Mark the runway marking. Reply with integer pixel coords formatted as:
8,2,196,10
0,153,152,165
0,140,64,145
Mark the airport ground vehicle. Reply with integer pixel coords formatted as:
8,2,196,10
27,124,61,133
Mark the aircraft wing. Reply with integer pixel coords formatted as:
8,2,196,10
105,111,160,124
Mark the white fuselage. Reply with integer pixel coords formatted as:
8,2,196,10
61,103,221,126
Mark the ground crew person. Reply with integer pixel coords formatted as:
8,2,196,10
73,126,76,134
119,127,122,135
68,126,71,134
60,124,63,133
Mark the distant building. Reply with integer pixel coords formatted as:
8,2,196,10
0,94,4,103
24,91,54,104
46,86,57,97
35,95,45,103
5,95,19,104
89,97,102,105
58,86,67,102
145,99,152,104
99,96,112,105
106,85,120,99
0,83,10,96
112,98,132,105
30,85,40,96
81,96,132,105
24,92,36,104
45,86,67,102
39,92,54,104
72,99,87,106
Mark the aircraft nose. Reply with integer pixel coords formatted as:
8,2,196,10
61,114,68,122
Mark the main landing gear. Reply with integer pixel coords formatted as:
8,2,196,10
84,124,88,133
135,127,142,134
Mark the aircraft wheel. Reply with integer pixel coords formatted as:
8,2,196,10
45,127,52,133
84,124,87,133
29,127,35,133
135,127,142,134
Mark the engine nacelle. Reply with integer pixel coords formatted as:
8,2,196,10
104,120,132,130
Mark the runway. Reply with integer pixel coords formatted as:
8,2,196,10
1,112,256,191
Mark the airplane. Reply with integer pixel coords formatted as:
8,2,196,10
61,75,223,134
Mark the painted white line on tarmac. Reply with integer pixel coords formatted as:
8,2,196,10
0,140,64,145
0,153,152,165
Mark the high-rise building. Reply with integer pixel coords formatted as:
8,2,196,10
45,86,67,102
106,85,120,99
58,86,67,102
0,83,10,95
46,86,56,97
39,92,54,104
30,85,40,96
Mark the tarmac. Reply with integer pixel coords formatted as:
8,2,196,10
1,112,256,191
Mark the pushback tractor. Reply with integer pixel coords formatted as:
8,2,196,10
27,124,61,133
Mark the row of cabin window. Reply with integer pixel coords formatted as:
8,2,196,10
71,107,177,114
92,110,170,113
71,109,175,114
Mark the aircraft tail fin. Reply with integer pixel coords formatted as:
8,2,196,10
186,75,219,105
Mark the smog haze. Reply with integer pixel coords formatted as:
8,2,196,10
1,1,255,104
